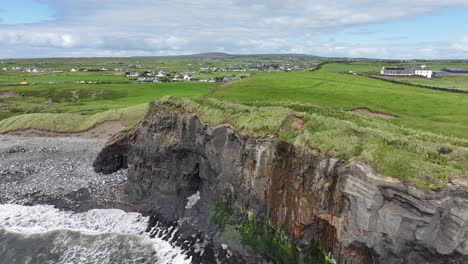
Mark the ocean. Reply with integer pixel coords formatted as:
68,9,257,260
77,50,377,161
0,204,190,264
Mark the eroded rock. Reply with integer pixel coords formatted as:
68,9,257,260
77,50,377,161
94,101,468,264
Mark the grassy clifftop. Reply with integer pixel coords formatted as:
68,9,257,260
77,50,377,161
0,104,147,134
211,71,468,139
156,97,468,190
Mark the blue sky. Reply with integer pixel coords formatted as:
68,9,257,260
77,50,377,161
325,8,467,43
0,1,54,24
0,0,467,59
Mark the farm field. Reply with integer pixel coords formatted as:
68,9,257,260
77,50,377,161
0,82,215,122
1,55,320,73
2,59,468,139
1,58,468,189
319,61,468,74
0,71,129,84
0,54,319,127
211,71,468,139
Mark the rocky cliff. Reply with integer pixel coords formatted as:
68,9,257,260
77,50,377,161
94,100,468,264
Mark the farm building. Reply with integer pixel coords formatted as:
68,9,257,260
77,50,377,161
414,66,433,78
381,66,433,78
137,77,159,82
156,71,167,77
183,74,193,81
222,77,232,83
441,68,468,74
127,72,140,77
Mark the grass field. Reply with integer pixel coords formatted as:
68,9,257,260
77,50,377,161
211,71,468,139
0,104,147,133
1,55,320,73
0,82,215,122
0,71,129,84
1,58,468,189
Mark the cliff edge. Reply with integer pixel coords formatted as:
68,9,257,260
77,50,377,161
94,98,468,264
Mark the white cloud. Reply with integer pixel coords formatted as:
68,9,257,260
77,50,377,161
1,0,468,58
451,37,468,53
0,31,78,48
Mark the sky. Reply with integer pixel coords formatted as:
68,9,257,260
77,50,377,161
0,0,468,59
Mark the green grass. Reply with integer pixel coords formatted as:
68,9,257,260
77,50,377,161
156,97,468,189
2,59,468,189
319,61,468,74
0,71,128,84
210,71,468,139
0,81,214,135
0,82,215,120
0,104,147,133
0,56,321,73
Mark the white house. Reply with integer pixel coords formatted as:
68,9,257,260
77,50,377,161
127,72,140,77
183,74,193,81
414,65,433,79
70,68,77,72
156,71,167,77
381,65,433,79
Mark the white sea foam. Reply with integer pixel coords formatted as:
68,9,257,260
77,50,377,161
185,191,200,209
0,204,191,264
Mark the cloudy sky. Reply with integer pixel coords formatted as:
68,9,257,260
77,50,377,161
1,0,468,59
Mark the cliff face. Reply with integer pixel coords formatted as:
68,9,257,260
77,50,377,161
94,101,468,264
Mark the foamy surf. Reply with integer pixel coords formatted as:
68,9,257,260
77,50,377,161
0,204,190,264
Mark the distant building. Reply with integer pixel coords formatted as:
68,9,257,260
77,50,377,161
127,72,140,77
414,65,433,78
70,68,77,72
441,68,468,74
380,65,433,79
156,71,167,77
221,77,232,83
115,68,125,76
183,74,193,81
137,77,159,82
172,73,184,81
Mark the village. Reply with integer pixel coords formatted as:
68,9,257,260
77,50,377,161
0,60,315,85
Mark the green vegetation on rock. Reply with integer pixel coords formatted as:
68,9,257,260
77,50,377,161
209,200,334,264
156,97,468,189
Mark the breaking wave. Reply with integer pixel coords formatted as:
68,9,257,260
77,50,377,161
0,204,190,264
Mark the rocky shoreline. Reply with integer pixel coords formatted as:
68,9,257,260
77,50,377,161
0,135,130,212
0,135,238,264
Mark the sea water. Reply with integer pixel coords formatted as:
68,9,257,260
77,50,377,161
0,204,190,264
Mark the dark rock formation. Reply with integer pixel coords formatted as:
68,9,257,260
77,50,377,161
94,101,468,264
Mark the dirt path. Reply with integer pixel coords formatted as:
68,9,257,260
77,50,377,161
0,91,22,99
6,120,124,139
349,108,399,119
